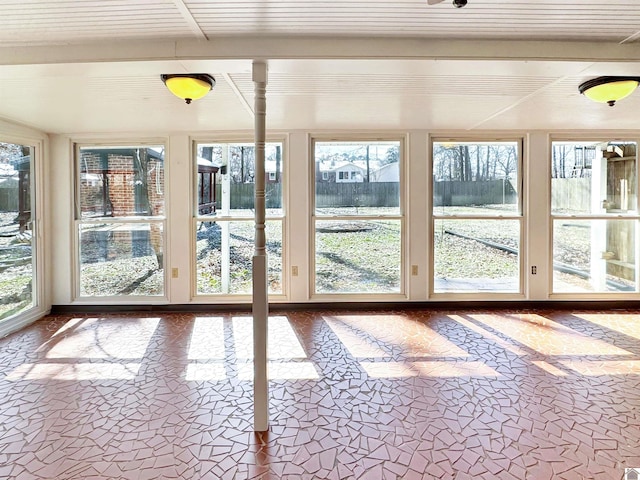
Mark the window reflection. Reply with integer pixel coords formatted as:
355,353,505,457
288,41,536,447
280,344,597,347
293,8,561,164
551,141,638,294
76,145,166,298
0,142,34,321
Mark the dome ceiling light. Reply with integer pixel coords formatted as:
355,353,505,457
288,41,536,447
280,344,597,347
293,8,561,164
579,76,640,107
161,74,216,104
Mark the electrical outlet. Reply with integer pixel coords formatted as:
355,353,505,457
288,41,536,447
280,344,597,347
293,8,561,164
172,268,179,278
411,265,418,276
292,265,299,276
531,265,537,275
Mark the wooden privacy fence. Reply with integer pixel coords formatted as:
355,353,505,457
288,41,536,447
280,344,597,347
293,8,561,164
433,179,517,206
216,183,284,209
217,182,400,209
209,178,589,210
316,182,399,208
551,178,590,212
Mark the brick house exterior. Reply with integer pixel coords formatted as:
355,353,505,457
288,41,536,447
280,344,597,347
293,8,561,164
79,148,165,266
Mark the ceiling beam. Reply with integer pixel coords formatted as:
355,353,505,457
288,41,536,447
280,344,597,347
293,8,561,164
1,37,640,66
172,0,207,40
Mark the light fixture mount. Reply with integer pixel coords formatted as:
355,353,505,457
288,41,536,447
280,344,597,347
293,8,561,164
578,76,640,107
427,0,467,7
161,73,216,104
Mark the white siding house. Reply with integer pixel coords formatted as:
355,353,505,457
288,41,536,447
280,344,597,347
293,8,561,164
371,163,400,182
333,163,365,183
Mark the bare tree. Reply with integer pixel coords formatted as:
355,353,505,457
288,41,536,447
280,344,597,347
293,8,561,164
228,146,255,184
552,144,572,178
495,145,517,179
275,145,281,182
365,145,370,182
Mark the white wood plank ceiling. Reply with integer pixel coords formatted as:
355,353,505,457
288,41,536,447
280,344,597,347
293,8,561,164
0,0,640,133
2,0,640,44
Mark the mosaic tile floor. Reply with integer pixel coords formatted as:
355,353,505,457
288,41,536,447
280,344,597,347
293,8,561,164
1,308,640,479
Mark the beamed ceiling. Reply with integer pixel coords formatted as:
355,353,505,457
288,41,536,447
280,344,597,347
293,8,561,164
1,0,640,134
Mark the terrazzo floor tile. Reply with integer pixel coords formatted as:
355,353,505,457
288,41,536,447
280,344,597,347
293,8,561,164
1,308,640,479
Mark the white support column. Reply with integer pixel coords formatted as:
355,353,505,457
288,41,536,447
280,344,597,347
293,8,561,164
252,60,269,432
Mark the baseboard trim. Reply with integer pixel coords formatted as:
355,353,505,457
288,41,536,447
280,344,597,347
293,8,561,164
50,300,640,315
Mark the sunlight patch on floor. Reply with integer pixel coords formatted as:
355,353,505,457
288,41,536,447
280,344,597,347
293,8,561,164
469,313,632,356
188,317,225,360
6,362,140,381
327,314,470,358
574,314,640,341
232,316,308,360
43,317,160,360
185,363,227,381
448,314,528,356
324,317,390,358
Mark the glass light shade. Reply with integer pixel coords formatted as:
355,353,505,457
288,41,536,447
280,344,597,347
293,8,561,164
580,77,639,106
161,74,215,104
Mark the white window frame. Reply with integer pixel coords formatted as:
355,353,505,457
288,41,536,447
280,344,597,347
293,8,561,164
429,137,525,300
310,136,406,300
72,141,168,303
0,133,46,337
191,137,287,300
550,135,640,299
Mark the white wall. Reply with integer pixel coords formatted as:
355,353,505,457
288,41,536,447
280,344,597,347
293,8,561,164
43,129,639,307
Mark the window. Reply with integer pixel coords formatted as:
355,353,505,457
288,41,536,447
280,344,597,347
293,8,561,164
0,142,36,320
322,172,328,180
551,140,638,293
432,140,522,293
195,142,283,295
313,140,402,294
76,145,165,297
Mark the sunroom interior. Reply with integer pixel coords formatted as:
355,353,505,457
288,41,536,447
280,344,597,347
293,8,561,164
2,1,640,335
